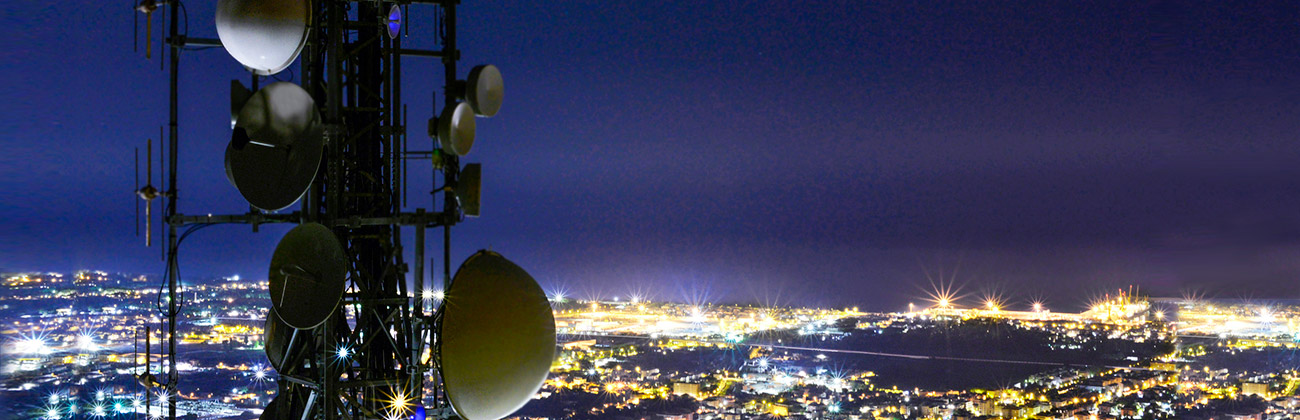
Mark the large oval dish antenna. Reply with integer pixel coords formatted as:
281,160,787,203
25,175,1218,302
224,82,324,211
267,223,347,329
235,82,319,149
216,0,311,75
439,251,555,420
225,125,322,211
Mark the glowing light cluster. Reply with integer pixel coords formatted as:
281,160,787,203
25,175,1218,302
421,289,445,303
15,331,52,355
336,345,352,360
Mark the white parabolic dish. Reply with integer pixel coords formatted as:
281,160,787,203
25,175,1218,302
467,64,504,117
437,102,476,156
440,251,556,420
216,0,311,75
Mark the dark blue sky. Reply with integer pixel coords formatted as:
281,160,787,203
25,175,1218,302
5,1,1300,310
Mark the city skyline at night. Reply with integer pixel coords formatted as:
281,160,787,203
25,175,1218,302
5,0,1300,419
2,270,1297,419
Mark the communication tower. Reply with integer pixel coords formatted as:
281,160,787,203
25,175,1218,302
128,0,554,418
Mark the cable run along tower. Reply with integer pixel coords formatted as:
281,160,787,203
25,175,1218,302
128,0,556,419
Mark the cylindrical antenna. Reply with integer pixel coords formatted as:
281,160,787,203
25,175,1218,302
144,8,152,59
135,147,140,237
133,0,138,53
145,139,152,247
158,3,164,71
402,104,408,207
157,126,164,260
158,126,163,192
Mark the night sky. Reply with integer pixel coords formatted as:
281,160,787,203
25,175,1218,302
5,1,1300,311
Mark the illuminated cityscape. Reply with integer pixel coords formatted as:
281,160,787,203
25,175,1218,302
8,0,1300,418
3,271,1297,419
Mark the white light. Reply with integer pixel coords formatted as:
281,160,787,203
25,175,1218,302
689,307,705,322
18,337,49,355
336,346,351,360
1259,308,1276,323
78,334,98,352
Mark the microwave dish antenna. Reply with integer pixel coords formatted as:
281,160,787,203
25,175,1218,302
433,102,476,156
439,251,555,420
466,64,503,117
215,0,311,75
385,5,402,40
267,223,347,329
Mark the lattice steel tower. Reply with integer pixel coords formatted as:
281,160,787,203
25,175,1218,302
131,0,551,419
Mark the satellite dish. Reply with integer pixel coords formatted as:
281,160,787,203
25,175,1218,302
263,307,301,372
268,223,347,329
224,124,322,211
433,102,476,156
440,251,555,420
385,5,402,40
215,0,311,75
456,163,481,217
224,82,323,211
234,82,320,149
466,65,504,117
265,306,350,377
